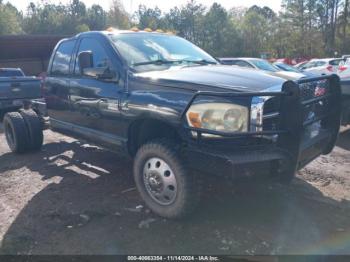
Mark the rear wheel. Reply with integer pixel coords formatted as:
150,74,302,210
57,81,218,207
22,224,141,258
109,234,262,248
133,139,201,218
20,109,43,151
3,112,30,153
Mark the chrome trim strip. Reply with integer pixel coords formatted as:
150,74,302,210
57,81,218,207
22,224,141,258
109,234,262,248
250,84,283,132
263,112,280,119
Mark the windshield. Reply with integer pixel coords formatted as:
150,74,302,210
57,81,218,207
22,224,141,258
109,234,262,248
274,63,300,73
249,59,279,72
0,69,24,77
305,60,327,69
109,33,217,72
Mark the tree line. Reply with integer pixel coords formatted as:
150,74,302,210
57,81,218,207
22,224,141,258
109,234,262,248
0,0,349,58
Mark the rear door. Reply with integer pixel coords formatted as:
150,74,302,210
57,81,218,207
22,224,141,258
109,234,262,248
45,39,76,125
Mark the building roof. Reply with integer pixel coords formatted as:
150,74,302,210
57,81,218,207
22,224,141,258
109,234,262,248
0,35,68,60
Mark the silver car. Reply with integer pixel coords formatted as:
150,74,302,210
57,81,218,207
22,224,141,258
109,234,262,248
219,57,308,79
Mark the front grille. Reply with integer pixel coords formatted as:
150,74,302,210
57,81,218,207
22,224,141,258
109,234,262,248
263,97,281,131
299,79,330,101
300,79,330,124
263,97,280,114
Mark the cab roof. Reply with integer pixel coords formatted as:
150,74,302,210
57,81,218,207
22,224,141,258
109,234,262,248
62,29,174,43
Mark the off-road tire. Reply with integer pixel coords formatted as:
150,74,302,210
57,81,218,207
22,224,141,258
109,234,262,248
133,139,201,219
3,112,30,153
20,109,43,151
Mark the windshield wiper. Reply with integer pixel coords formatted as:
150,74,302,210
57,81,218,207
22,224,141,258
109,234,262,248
132,59,178,66
132,59,217,67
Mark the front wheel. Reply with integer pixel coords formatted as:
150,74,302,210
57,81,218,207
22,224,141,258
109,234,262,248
133,139,201,219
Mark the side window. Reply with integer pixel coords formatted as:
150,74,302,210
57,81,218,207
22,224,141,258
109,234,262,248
329,59,341,66
75,38,111,74
221,60,235,65
229,60,253,68
51,40,75,76
315,61,326,67
236,61,254,68
229,60,239,66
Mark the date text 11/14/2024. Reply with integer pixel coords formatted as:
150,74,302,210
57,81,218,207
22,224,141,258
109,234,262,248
127,256,220,261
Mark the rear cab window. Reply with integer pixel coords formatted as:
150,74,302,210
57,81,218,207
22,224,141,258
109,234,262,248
0,69,24,77
50,40,76,76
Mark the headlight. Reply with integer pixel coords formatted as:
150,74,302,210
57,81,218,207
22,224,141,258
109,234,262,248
186,103,248,134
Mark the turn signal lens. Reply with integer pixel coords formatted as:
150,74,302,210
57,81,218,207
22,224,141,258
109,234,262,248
188,112,201,128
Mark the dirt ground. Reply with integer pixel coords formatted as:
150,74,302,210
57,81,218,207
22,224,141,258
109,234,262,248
0,123,349,255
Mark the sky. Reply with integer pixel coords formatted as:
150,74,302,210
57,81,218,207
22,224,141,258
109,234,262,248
9,0,282,14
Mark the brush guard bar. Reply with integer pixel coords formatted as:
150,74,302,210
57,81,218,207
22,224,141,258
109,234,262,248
182,74,342,172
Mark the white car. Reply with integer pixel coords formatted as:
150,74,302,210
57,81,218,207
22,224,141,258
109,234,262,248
300,58,343,75
219,57,308,79
337,59,350,79
294,61,309,70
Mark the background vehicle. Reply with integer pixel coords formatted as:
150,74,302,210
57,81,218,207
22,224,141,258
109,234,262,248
337,59,350,79
219,57,307,79
3,30,342,219
294,60,309,70
0,68,25,77
0,68,41,118
273,62,303,72
299,58,343,75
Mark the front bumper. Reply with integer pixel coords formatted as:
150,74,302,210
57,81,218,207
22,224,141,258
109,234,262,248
184,128,333,177
181,75,342,177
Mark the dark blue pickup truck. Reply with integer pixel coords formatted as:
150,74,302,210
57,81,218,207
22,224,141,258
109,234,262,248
0,68,41,118
3,30,342,218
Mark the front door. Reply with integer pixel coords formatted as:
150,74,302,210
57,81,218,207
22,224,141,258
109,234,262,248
69,37,126,149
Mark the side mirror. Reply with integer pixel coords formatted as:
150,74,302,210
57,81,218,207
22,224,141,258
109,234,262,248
78,51,93,74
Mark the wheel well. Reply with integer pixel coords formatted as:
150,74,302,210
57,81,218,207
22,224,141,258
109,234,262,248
128,119,182,156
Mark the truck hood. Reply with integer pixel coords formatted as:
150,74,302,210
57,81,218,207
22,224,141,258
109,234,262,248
133,65,287,92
